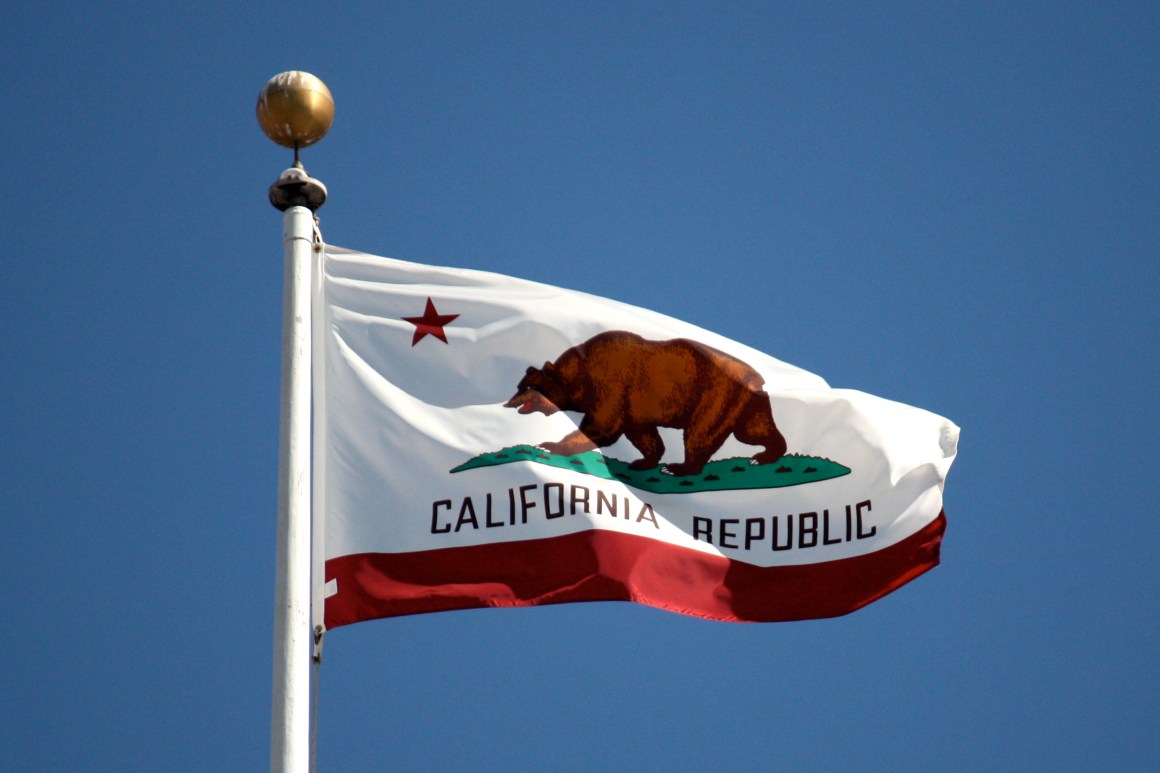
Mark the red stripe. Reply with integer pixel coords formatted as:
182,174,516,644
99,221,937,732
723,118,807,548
324,512,945,627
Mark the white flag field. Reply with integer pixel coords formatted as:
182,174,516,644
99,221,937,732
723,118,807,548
314,246,959,628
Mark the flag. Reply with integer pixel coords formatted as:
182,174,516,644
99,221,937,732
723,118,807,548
315,247,958,628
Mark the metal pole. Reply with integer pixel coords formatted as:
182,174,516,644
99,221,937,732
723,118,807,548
257,71,332,773
271,203,315,773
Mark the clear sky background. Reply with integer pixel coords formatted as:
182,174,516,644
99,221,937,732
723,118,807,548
4,2,1157,771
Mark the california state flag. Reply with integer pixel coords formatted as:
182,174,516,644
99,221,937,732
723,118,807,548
315,247,959,629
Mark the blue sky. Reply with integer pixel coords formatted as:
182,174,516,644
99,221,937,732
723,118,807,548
4,2,1157,770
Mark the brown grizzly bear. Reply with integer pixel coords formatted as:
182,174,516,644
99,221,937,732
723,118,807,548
504,330,787,476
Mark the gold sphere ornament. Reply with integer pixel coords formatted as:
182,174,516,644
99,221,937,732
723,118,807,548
257,71,334,149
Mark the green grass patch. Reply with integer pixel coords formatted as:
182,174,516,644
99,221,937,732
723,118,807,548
450,445,850,494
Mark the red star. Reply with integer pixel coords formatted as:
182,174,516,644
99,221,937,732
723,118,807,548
402,297,460,346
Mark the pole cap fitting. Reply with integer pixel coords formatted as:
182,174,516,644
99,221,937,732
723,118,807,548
269,165,328,212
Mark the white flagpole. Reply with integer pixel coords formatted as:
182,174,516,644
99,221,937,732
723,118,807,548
257,71,334,773
271,202,316,773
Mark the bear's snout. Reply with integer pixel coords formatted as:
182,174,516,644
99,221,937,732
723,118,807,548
504,389,558,416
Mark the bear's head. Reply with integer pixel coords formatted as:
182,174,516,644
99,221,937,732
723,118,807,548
504,362,570,415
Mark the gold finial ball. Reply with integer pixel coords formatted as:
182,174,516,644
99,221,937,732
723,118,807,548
256,71,334,149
